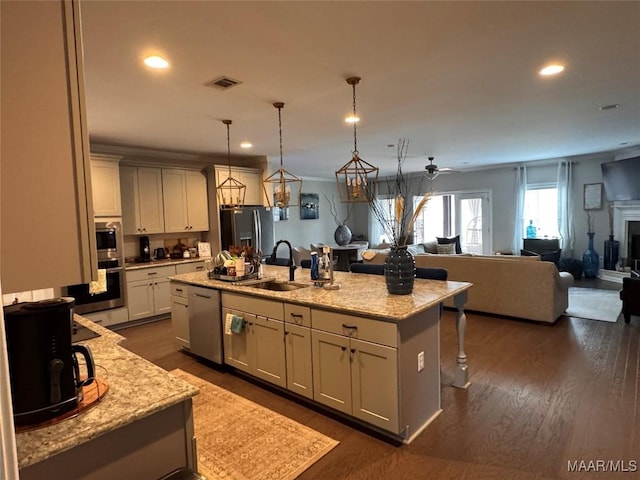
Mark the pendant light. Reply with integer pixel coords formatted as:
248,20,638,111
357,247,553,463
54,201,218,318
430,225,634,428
263,102,302,208
335,76,379,203
216,119,246,210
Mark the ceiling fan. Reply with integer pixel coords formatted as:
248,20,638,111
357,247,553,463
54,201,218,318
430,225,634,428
424,156,454,180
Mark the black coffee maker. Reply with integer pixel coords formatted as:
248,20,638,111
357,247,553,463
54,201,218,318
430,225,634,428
4,297,95,426
140,235,151,262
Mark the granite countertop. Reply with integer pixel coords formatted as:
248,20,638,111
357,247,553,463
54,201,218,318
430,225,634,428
124,257,205,270
170,265,472,322
15,315,199,469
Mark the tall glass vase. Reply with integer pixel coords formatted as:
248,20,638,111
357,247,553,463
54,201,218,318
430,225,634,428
603,234,620,271
384,245,415,295
582,232,600,279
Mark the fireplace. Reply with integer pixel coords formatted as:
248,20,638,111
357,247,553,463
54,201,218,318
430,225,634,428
613,201,640,270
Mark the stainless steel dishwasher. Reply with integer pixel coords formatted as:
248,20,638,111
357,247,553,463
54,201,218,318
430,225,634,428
189,286,222,364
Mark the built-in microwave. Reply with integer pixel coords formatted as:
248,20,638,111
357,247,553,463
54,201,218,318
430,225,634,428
95,221,123,262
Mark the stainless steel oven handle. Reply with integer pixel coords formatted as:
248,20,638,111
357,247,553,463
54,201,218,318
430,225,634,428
105,267,124,273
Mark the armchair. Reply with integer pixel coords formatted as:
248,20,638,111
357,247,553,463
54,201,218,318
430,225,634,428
620,274,640,323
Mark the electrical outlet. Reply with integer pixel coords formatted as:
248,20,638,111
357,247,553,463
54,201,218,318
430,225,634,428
417,351,425,372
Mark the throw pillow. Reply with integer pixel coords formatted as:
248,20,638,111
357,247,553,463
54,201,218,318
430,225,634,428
436,243,456,254
421,240,439,254
407,244,426,256
437,235,462,254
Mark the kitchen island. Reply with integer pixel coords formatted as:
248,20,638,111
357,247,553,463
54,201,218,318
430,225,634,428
170,265,472,443
15,315,199,480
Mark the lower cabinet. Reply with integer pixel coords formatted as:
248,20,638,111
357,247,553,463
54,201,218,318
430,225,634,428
170,283,189,349
221,293,286,388
284,304,313,400
311,310,400,434
126,266,175,321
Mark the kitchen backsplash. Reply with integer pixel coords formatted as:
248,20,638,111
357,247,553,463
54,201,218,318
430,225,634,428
2,288,55,306
123,232,206,259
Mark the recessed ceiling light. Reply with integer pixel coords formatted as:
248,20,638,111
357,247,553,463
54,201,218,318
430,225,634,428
599,104,621,111
240,142,252,149
143,56,169,69
539,64,565,76
345,115,360,124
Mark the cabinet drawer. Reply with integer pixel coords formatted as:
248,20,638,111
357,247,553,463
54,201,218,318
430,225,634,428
311,309,397,348
126,265,176,282
221,292,283,321
170,282,189,298
284,303,311,327
175,261,204,275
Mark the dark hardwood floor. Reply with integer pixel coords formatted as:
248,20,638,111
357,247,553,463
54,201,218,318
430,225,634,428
119,292,639,480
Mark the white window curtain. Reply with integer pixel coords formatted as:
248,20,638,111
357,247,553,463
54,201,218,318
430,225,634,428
512,165,527,254
557,159,574,256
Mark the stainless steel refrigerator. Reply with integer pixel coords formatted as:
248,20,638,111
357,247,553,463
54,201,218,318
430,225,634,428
220,207,275,255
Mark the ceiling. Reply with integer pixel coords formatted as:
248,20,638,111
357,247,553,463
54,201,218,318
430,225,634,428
80,1,640,178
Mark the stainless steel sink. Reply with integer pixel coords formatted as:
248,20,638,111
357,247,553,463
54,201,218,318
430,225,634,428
235,278,311,291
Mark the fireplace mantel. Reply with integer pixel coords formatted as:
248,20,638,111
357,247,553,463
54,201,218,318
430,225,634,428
613,201,640,263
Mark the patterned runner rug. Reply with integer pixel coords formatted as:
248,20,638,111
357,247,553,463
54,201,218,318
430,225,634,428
171,369,338,480
566,287,622,322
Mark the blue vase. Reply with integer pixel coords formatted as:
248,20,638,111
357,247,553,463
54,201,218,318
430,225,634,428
603,234,620,270
582,232,600,279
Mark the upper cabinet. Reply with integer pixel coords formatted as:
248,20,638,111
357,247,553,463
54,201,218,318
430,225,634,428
120,167,165,235
162,169,209,233
214,166,264,206
1,0,97,292
91,154,123,217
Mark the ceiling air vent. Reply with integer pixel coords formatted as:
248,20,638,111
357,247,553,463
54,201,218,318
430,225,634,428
206,76,242,90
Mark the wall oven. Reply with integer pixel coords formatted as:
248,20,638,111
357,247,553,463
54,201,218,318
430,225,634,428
62,221,125,314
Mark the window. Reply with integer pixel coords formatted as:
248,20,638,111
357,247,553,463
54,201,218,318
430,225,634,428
523,185,559,238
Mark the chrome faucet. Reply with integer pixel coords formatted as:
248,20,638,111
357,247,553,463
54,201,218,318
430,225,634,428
271,239,297,281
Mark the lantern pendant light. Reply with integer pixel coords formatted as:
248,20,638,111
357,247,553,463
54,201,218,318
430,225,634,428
263,102,302,208
335,76,378,203
216,119,246,210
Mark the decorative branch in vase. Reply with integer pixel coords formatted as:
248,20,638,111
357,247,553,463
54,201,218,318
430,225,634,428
365,138,431,295
325,194,353,245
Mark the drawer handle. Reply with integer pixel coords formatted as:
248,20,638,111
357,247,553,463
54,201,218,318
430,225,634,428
290,313,303,319
342,324,358,330
195,266,203,270
194,293,211,299
147,272,158,276
175,288,183,292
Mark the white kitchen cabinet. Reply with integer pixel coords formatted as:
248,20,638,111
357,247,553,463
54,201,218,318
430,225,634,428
170,283,190,349
311,309,399,433
120,166,165,235
126,266,175,321
222,293,286,388
91,154,122,217
1,0,98,292
162,169,209,233
284,304,313,399
215,165,263,206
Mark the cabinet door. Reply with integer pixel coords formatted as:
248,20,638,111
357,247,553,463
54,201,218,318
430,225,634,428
251,316,286,388
189,287,221,363
153,277,173,316
119,166,141,235
222,308,251,373
1,0,97,292
285,323,313,399
162,169,189,233
351,338,399,433
185,170,209,231
171,296,190,349
127,279,155,321
175,262,205,275
239,169,263,206
91,156,122,217
137,168,165,234
312,329,351,414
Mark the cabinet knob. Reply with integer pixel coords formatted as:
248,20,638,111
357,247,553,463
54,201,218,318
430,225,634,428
341,346,347,351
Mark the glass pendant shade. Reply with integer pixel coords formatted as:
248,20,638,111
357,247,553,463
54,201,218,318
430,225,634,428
263,102,302,208
217,119,246,210
336,76,378,203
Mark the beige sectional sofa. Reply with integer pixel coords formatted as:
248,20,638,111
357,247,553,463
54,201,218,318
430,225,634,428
364,249,574,323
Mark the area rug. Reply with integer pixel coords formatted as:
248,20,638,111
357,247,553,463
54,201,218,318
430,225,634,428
171,369,338,480
565,287,622,322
